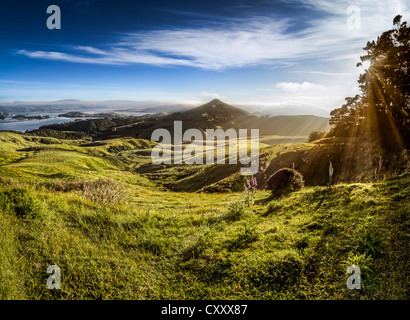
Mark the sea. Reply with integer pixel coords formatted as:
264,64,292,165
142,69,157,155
0,111,147,132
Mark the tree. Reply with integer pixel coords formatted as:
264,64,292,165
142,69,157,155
329,94,364,137
329,15,410,149
308,130,327,142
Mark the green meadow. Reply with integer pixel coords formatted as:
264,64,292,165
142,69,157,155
0,131,408,299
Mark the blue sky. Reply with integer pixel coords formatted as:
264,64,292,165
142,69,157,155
0,0,408,113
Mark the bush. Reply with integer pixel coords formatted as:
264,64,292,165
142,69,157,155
26,129,90,140
222,201,246,222
0,188,40,218
231,175,248,192
308,130,326,142
267,168,304,197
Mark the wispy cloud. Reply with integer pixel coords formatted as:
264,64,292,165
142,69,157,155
290,71,352,76
276,81,327,93
17,49,194,66
16,0,409,70
0,78,122,89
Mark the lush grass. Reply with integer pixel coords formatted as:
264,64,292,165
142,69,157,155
0,175,408,299
0,132,408,299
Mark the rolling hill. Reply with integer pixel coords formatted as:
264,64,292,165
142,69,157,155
41,99,330,140
0,130,408,300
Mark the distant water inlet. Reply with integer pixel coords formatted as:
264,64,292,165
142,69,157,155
151,121,259,175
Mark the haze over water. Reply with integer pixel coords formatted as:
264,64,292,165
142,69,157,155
0,109,147,132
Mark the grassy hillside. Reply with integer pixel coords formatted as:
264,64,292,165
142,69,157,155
0,131,408,299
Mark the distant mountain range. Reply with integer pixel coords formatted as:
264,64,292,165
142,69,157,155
244,102,330,117
0,99,331,117
41,99,330,139
0,100,193,114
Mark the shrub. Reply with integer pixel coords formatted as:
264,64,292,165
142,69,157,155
308,130,327,142
267,168,304,198
222,201,246,222
26,129,90,140
343,252,374,284
0,188,40,218
231,175,248,192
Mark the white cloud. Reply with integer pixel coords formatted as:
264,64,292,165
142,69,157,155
276,81,327,93
290,71,352,76
16,0,410,71
17,49,194,66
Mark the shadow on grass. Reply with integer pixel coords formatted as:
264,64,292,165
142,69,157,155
254,193,275,206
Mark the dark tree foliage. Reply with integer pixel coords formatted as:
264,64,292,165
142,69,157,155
329,15,410,150
308,130,327,142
